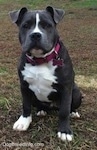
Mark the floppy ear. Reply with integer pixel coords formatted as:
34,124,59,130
9,7,28,25
46,6,65,24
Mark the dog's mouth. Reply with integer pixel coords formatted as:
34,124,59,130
30,48,43,57
27,45,54,58
27,47,55,59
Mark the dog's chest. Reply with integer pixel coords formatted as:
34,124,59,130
21,62,57,102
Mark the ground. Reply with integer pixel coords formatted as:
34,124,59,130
0,0,97,150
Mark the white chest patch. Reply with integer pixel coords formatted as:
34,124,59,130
21,62,57,102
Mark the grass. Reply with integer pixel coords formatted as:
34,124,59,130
0,67,8,75
66,0,97,9
0,97,9,110
1,0,97,10
0,0,97,150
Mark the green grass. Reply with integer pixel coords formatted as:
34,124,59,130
0,0,7,2
67,0,97,9
0,97,10,110
0,67,8,75
0,0,97,9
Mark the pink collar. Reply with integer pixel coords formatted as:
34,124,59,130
26,43,63,66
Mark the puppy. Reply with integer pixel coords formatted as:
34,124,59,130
10,6,82,141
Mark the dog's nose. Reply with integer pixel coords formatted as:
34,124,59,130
30,32,41,40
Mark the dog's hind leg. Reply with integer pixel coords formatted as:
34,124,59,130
36,101,58,116
70,83,82,118
35,101,49,117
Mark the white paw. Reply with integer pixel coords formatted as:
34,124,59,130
70,112,80,118
57,132,73,141
13,115,32,131
36,110,47,116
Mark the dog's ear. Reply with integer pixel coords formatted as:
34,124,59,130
46,6,65,24
9,7,28,25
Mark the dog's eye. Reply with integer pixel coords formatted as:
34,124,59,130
40,22,52,29
22,22,31,29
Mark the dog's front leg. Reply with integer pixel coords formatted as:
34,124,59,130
13,85,32,131
58,86,73,141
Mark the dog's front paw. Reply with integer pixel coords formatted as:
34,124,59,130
13,115,32,131
57,132,73,141
57,126,73,141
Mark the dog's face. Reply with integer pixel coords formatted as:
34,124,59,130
10,6,64,57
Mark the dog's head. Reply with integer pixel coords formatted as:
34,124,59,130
10,6,64,57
